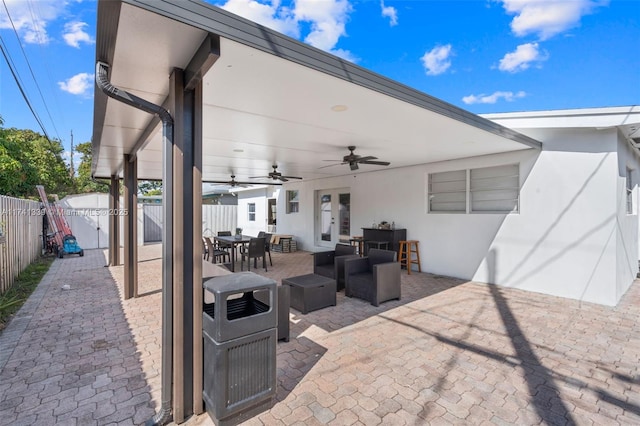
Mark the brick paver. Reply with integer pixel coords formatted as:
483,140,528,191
1,244,639,425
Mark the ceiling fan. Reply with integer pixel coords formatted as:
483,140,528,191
250,165,303,182
320,146,391,171
226,175,249,188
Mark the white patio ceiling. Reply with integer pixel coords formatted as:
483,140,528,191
93,0,541,183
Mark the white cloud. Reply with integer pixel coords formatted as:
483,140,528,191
58,73,94,96
62,21,94,48
498,0,607,40
380,1,398,26
218,0,355,60
421,44,452,76
462,91,526,105
498,42,548,72
0,0,65,45
219,0,298,36
295,0,352,52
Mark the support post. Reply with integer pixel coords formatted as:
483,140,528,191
170,68,196,423
192,80,204,416
123,155,138,299
109,175,120,266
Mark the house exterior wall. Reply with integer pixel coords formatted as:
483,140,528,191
236,186,279,237
615,130,640,302
277,126,632,305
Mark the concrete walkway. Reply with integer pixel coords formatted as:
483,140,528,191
1,245,639,425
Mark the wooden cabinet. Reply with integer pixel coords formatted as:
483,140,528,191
362,228,406,254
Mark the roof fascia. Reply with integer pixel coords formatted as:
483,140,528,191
120,0,541,150
482,106,640,129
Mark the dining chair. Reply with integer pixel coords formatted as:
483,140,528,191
202,237,209,260
240,237,267,271
258,231,273,266
217,231,234,255
204,236,230,264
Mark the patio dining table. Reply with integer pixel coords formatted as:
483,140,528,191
214,234,252,272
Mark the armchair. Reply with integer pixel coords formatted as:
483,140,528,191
313,244,358,291
344,248,401,306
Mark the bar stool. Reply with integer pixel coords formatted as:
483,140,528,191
364,240,389,256
398,240,421,274
349,236,364,256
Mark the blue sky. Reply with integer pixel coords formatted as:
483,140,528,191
1,0,638,165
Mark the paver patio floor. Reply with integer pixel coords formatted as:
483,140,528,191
1,244,639,425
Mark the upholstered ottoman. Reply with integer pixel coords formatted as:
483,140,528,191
283,274,336,314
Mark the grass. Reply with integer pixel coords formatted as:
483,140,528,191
0,254,54,333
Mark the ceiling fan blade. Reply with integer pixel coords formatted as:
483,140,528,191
360,160,390,166
318,163,343,169
356,156,378,162
278,177,289,182
281,175,303,180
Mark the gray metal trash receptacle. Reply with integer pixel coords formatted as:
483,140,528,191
203,272,277,426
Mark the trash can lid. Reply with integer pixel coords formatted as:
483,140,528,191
203,271,276,294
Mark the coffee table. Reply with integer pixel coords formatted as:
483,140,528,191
283,273,336,314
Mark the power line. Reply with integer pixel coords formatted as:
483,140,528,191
1,0,61,141
0,35,51,140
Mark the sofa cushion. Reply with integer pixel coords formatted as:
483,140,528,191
335,244,356,257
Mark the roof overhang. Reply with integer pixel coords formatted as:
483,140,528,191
92,0,541,182
483,106,640,147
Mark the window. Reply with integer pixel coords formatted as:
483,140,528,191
428,170,467,212
428,164,519,214
248,203,256,221
627,167,634,215
286,190,299,213
470,164,519,213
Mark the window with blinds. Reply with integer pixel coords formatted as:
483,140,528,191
428,164,520,214
470,164,519,213
428,169,467,212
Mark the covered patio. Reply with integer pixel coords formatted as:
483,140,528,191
92,1,541,420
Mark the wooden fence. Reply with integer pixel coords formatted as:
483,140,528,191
0,195,43,295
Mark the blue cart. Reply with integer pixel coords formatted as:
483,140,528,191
59,234,84,258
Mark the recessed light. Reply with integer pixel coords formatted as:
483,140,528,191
331,105,348,112
233,149,244,153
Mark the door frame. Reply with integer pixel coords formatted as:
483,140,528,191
314,188,350,248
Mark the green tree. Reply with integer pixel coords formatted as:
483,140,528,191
0,125,72,198
138,180,162,196
75,141,109,193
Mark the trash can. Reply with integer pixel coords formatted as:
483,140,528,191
203,272,277,426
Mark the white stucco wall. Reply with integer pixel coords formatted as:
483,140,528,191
277,126,634,306
615,130,640,302
236,186,279,237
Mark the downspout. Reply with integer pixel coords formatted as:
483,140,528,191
96,61,174,426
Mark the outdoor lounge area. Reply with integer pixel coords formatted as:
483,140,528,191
1,245,639,425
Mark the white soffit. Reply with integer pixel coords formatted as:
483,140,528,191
184,38,534,182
